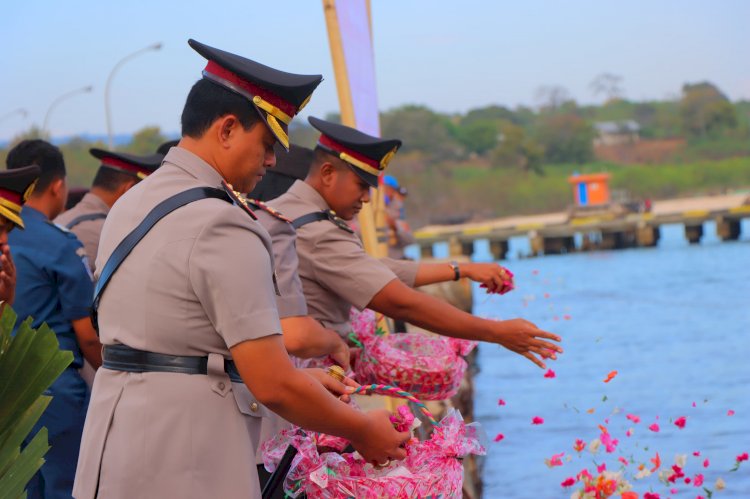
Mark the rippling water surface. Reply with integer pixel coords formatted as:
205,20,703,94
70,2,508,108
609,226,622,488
419,221,750,498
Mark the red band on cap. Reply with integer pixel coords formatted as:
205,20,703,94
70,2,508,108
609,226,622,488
101,158,150,177
0,187,22,205
204,61,297,118
318,135,381,171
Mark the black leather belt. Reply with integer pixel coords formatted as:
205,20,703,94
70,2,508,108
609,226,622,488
102,344,242,383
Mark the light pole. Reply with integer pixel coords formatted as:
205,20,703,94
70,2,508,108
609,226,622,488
42,86,93,135
0,108,28,124
105,42,162,149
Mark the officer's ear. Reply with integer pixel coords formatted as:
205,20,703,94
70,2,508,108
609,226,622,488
214,114,241,147
318,161,338,187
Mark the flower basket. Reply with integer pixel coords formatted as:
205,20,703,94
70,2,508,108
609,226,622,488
261,384,486,499
350,309,476,401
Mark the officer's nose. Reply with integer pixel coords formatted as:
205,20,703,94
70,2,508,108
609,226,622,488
265,150,277,169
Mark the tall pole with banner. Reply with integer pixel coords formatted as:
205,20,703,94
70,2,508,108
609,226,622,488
322,0,389,258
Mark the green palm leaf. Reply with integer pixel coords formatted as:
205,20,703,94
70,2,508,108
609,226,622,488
0,306,74,497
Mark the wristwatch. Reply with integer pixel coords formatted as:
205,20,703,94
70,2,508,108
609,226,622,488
449,261,460,281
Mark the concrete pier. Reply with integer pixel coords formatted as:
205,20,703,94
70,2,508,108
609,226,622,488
414,193,750,258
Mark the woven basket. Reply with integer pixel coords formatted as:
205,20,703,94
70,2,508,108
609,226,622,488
261,384,486,499
351,309,476,401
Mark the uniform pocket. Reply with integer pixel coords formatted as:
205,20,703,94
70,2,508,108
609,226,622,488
231,382,273,419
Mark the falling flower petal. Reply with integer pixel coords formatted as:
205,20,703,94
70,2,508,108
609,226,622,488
493,433,505,442
693,473,704,487
560,477,575,488
544,292,550,298
532,269,539,275
643,493,661,499
563,314,572,320
545,452,565,468
692,401,697,407
650,452,661,472
587,408,596,414
597,462,607,473
618,456,629,466
626,428,633,437
703,458,709,468
649,423,660,432
626,413,641,423
573,439,586,452
588,439,601,454
603,370,618,383
674,416,687,429
715,477,726,490
532,416,544,425
693,451,700,456
737,452,749,462
621,492,638,499
544,369,556,378
498,398,506,406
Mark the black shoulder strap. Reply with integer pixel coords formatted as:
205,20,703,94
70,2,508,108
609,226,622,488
291,211,329,229
66,212,107,229
92,187,232,332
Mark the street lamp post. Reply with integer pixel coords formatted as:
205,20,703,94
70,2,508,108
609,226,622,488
43,86,93,135
0,108,28,124
105,42,162,149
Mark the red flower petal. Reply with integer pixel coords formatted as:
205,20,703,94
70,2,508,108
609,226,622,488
544,369,556,378
494,432,505,442
674,416,687,429
532,416,545,425
649,423,660,432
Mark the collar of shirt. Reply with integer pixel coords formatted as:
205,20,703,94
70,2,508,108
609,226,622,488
286,180,330,211
80,192,111,214
162,146,226,187
20,205,48,223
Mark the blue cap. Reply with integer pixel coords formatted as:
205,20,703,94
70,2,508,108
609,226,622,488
383,175,399,189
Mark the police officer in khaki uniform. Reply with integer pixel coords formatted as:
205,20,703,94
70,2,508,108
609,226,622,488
74,40,409,499
271,117,563,369
55,149,162,272
0,165,41,308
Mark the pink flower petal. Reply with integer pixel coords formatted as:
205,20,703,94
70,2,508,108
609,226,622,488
597,463,606,473
544,369,556,378
703,458,709,468
674,416,687,429
563,314,572,320
494,432,505,442
626,414,641,424
693,451,700,456
649,423,660,432
498,398,506,406
532,416,545,425
693,473,704,487
728,409,735,416
560,477,575,488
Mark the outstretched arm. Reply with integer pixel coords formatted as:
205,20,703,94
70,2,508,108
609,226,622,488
368,279,561,369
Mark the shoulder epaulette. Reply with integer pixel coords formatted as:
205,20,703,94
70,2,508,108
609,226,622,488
325,210,355,234
246,198,292,223
221,180,257,220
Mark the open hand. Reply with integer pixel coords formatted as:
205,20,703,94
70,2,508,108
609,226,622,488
491,318,562,369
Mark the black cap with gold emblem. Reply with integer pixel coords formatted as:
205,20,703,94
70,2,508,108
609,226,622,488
188,39,322,151
90,148,163,181
309,117,401,188
0,165,41,228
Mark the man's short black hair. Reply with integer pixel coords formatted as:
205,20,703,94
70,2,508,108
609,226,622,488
180,78,261,138
92,167,137,192
6,139,66,193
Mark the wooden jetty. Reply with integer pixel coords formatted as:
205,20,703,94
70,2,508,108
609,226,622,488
414,193,750,259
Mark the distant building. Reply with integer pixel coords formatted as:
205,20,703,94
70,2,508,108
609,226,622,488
593,120,640,146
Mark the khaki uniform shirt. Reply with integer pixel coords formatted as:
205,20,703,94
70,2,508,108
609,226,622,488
54,192,110,272
246,203,304,465
74,148,282,499
271,181,418,336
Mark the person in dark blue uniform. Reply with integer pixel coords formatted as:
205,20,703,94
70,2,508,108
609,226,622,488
6,139,101,499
